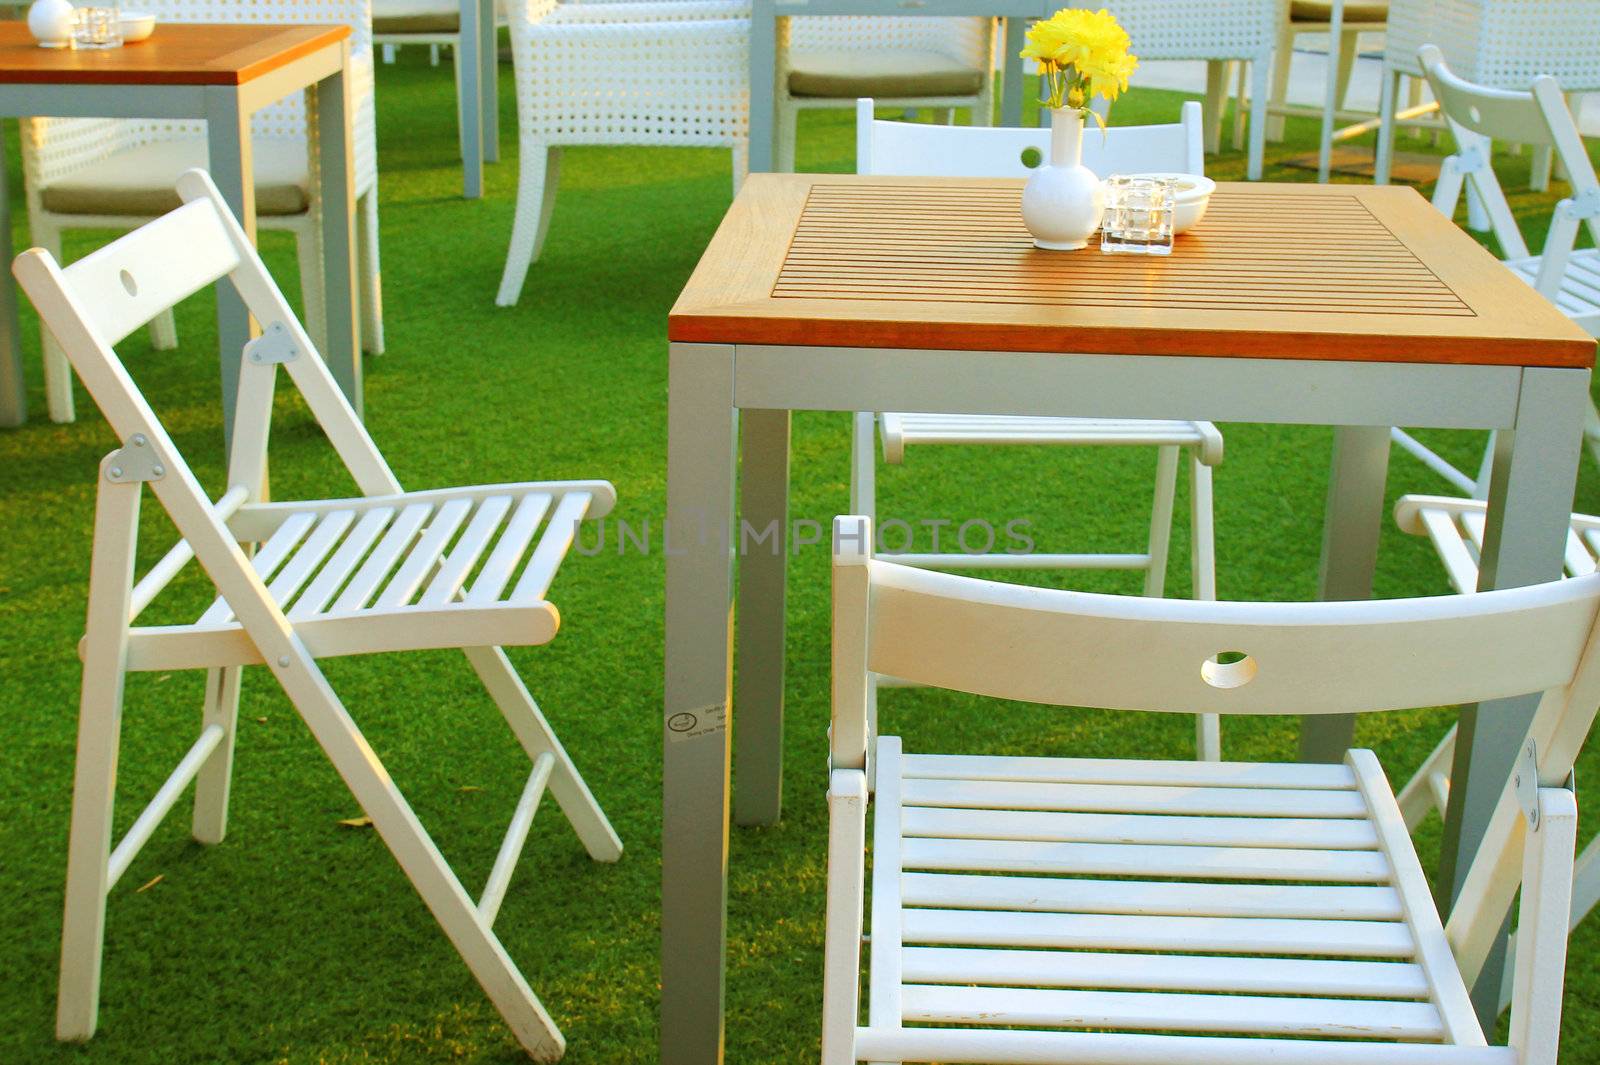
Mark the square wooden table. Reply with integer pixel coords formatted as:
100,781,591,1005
662,173,1596,1061
0,22,361,434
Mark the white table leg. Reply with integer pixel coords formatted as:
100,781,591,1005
734,408,789,827
1299,424,1390,762
1316,0,1344,183
663,341,739,1065
0,126,25,427
205,85,257,446
313,49,363,416
1441,364,1588,1030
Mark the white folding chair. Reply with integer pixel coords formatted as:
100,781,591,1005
17,169,621,1061
855,98,1223,761
822,514,1590,1065
1390,45,1600,496
1391,493,1600,1012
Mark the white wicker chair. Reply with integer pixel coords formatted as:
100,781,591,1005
495,0,749,306
22,0,384,424
1376,0,1600,187
776,16,996,173
1102,0,1278,180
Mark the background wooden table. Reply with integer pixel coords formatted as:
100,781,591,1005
663,173,1595,1061
0,22,360,435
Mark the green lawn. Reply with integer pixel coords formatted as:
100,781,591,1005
1,51,1598,1063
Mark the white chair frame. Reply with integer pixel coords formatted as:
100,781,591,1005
776,16,996,173
822,513,1590,1065
855,98,1223,761
1390,46,1600,497
18,169,620,1060
1392,493,1600,1013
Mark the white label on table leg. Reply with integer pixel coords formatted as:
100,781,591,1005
667,703,728,743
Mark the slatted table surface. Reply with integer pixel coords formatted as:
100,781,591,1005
670,174,1594,367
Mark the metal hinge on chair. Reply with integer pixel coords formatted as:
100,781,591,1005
104,434,166,483
243,321,302,366
1514,739,1540,828
1565,188,1600,219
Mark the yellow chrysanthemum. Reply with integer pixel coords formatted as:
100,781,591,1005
1020,7,1138,112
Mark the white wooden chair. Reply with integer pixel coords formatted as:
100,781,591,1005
856,98,1223,761
17,169,620,1060
21,0,386,425
777,17,995,173
1388,46,1600,496
1390,493,1600,1012
821,513,1588,1065
495,0,749,306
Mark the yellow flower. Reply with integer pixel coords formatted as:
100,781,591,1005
1020,7,1138,110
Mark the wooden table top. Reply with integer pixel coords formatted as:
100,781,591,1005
0,22,349,86
670,174,1597,367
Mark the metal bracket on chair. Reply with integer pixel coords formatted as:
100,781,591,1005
104,433,167,483
243,321,302,366
1514,739,1540,828
1567,188,1600,220
1456,143,1491,174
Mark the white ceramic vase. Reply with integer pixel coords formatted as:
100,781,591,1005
1020,108,1105,251
28,0,75,47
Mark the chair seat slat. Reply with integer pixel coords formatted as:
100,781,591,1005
902,837,1392,883
901,778,1369,819
900,984,1445,1041
901,946,1429,999
901,808,1378,850
512,491,591,602
288,506,396,619
467,493,553,604
900,753,1356,790
902,872,1402,919
330,502,433,613
267,510,357,610
1417,506,1479,596
901,907,1415,958
196,511,317,625
375,498,474,609
421,495,513,607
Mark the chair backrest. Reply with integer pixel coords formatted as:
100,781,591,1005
784,14,990,65
1100,0,1278,61
1419,45,1600,293
856,98,1203,179
13,168,401,544
830,513,1600,989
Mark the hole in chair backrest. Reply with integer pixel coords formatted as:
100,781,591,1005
1020,146,1043,169
119,269,137,297
1201,651,1257,690
1468,104,1482,125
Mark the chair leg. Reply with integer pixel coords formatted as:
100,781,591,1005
191,666,242,845
430,43,441,67
147,310,178,351
57,476,140,1042
1142,446,1180,598
1203,60,1227,154
850,411,877,516
496,143,561,307
454,39,467,162
1584,399,1600,475
777,99,799,173
294,216,329,357
1189,455,1220,761
1267,23,1293,142
1232,59,1248,152
270,650,570,1060
357,189,385,355
35,223,75,422
1397,725,1456,831
464,645,622,861
382,42,396,64
1246,52,1271,180
1374,66,1401,184
1335,28,1360,110
732,139,749,196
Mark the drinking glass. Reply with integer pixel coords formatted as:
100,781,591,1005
1101,175,1177,255
73,5,124,49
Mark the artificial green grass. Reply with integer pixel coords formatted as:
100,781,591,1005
1,51,1598,1063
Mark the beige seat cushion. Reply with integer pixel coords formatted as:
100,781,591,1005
373,13,459,34
1291,0,1388,22
40,136,310,218
787,50,984,99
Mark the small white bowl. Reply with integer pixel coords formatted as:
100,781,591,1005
120,12,156,42
1128,172,1216,234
